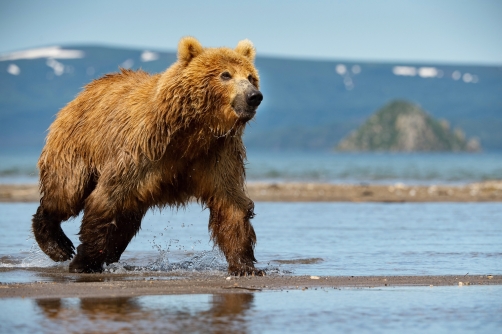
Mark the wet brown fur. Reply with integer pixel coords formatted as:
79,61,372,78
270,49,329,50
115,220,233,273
32,37,263,275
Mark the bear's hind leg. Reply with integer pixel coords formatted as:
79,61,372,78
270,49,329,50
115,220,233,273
70,211,144,273
32,206,75,261
69,188,146,273
69,188,114,273
103,210,145,265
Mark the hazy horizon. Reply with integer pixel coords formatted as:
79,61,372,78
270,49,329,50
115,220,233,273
1,0,501,65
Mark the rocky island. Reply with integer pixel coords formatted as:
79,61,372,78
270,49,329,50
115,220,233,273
337,100,480,152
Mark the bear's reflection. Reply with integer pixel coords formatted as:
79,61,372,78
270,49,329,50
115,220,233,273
35,293,254,333
203,293,254,332
34,298,63,319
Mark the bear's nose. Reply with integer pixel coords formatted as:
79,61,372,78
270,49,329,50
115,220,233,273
246,90,263,107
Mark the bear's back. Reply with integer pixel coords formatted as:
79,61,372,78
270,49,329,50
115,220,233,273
41,69,162,166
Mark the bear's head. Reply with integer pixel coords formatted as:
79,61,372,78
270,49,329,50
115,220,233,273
172,37,263,135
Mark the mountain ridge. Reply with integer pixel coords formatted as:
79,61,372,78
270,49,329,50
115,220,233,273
1,45,501,150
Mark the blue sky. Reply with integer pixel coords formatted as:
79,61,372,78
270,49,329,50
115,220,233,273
1,0,501,64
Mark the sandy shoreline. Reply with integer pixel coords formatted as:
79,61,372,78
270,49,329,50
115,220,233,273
1,181,502,202
0,271,500,299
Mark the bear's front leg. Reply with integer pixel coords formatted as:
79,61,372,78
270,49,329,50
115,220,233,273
208,201,265,276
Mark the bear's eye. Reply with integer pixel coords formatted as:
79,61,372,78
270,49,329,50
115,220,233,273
220,72,232,80
248,75,256,85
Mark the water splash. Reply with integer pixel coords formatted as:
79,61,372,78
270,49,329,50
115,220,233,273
0,242,66,268
20,243,61,268
103,262,129,274
258,262,292,276
147,250,227,273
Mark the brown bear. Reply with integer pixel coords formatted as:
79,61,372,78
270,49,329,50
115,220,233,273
32,37,264,275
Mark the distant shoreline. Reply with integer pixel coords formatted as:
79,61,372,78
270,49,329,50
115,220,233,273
1,181,502,203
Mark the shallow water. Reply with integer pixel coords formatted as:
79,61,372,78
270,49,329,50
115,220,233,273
1,286,501,333
1,202,501,333
0,202,501,279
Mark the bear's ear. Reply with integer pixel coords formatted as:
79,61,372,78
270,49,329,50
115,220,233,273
178,36,204,65
235,39,256,62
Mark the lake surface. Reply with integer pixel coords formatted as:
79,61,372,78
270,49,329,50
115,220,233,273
246,151,502,185
2,149,502,185
1,202,501,333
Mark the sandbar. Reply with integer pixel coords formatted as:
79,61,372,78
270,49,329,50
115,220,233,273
1,181,502,203
0,269,500,299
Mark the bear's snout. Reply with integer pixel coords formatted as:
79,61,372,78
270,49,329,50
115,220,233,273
246,90,263,107
231,82,263,121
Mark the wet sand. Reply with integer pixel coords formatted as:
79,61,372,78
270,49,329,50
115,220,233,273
1,180,502,202
246,181,502,202
0,270,500,299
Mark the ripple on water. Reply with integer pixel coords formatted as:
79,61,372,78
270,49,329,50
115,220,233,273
273,257,324,265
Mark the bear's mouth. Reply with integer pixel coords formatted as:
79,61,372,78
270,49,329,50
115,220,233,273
234,106,257,122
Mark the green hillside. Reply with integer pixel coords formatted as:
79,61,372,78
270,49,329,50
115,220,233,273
336,100,480,152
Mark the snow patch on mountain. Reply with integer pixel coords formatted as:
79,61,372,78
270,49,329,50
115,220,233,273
0,46,84,61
